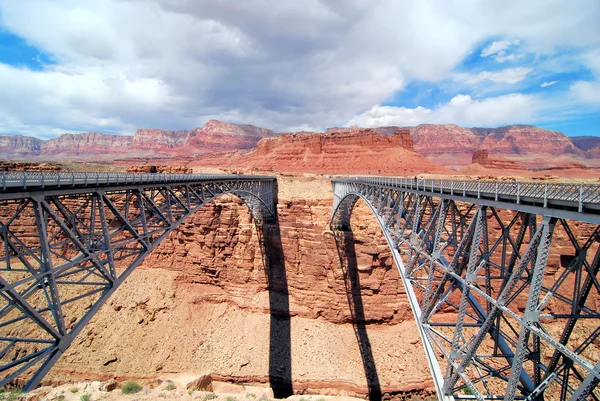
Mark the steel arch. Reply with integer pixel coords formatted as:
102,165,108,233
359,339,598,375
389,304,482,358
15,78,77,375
331,178,600,401
0,173,277,390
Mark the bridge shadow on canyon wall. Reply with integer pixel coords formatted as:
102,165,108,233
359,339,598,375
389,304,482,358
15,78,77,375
256,183,292,398
333,230,382,401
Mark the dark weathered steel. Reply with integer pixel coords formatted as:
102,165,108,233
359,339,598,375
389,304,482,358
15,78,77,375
0,172,277,390
331,177,600,401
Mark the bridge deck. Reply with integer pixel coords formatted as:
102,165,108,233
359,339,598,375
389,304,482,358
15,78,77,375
0,172,276,200
332,176,600,224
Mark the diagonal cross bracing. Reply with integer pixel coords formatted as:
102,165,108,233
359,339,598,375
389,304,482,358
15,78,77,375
331,177,600,401
0,173,277,390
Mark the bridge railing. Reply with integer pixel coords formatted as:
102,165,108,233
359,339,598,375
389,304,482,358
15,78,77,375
332,176,600,211
0,171,274,191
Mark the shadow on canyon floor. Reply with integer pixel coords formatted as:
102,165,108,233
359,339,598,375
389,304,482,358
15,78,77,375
258,213,293,398
333,230,382,401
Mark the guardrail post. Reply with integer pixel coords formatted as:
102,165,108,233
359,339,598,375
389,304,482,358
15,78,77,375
2,171,5,191
463,181,466,196
517,183,520,204
495,182,498,201
544,184,548,208
579,185,583,212
477,182,481,198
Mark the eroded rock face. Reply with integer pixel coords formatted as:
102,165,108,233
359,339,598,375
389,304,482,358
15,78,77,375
142,197,410,324
471,149,524,170
412,124,484,156
193,128,449,175
0,121,275,160
0,135,42,157
203,120,275,138
404,124,585,161
133,129,188,149
42,133,133,155
479,125,583,156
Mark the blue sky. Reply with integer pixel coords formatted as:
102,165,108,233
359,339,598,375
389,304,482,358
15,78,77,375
0,0,599,138
0,29,54,70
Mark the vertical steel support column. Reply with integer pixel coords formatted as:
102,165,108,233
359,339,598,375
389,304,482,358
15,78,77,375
505,216,557,401
32,198,66,337
442,206,485,395
422,199,448,320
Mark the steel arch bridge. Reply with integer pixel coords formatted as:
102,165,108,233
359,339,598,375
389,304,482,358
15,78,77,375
331,177,600,401
0,172,277,390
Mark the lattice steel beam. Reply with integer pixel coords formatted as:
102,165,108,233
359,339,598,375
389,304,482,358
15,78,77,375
331,177,600,401
0,173,277,390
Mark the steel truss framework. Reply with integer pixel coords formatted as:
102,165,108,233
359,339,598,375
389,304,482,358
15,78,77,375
0,173,277,390
331,177,600,401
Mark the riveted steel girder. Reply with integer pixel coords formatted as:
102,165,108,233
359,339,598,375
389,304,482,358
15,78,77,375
0,173,277,390
331,177,600,401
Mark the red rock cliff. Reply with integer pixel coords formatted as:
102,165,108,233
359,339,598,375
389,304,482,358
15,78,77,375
42,133,133,155
193,128,449,174
0,135,42,157
132,129,188,149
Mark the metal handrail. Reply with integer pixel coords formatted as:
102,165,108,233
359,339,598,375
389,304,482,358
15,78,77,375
332,176,600,210
0,171,275,191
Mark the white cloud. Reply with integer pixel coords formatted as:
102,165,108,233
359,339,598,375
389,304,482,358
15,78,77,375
582,50,600,77
0,0,598,136
481,40,519,57
493,51,524,63
466,67,532,85
346,93,538,128
570,81,600,105
541,81,558,87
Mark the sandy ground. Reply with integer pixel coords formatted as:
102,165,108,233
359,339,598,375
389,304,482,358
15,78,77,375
22,379,371,401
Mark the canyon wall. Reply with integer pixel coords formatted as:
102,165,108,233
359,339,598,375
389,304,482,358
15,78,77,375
132,129,188,149
48,193,434,398
42,133,134,155
0,120,274,160
409,124,585,158
192,128,451,175
3,122,597,168
0,135,42,156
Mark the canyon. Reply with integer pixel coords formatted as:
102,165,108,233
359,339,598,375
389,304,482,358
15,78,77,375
2,167,598,400
1,121,599,399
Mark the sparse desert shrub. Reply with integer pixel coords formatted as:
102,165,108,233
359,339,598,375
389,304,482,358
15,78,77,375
226,397,236,401
69,387,79,393
165,382,176,391
203,393,218,401
0,390,22,401
121,381,143,394
80,395,90,401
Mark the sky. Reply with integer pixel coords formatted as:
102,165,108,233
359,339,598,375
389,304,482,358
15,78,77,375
0,0,599,139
